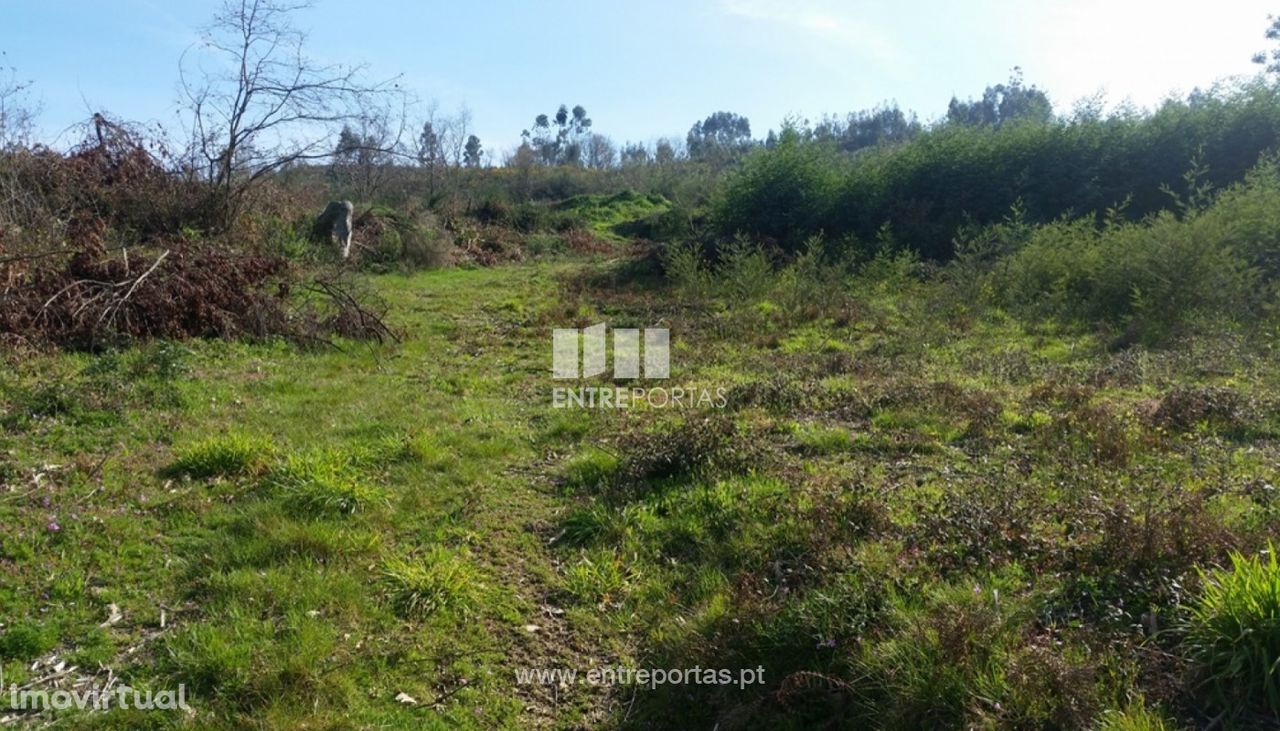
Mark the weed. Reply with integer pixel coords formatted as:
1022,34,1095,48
0,622,56,660
270,450,385,516
789,421,854,455
167,433,274,479
1182,545,1280,715
617,415,761,493
1096,701,1178,731
381,547,478,619
562,549,631,605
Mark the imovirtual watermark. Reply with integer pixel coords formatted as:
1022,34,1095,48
0,666,191,714
550,323,726,409
515,665,766,690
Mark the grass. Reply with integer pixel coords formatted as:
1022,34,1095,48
1183,545,1280,714
270,449,387,516
166,433,274,479
554,190,670,241
381,547,480,619
1,252,1278,728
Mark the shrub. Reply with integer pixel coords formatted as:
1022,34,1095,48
1182,546,1280,715
777,236,852,318
661,240,714,299
716,236,774,301
353,205,453,269
716,80,1280,261
716,128,840,254
1152,386,1254,434
988,200,1260,343
617,416,759,493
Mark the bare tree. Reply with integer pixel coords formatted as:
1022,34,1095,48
444,105,471,167
179,0,396,224
414,102,471,196
0,65,35,151
0,59,39,230
330,98,409,202
586,133,615,169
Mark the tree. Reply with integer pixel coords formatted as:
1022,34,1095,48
813,104,921,153
463,134,482,167
654,138,678,165
180,0,396,224
329,104,404,201
444,106,471,167
1253,15,1280,73
947,68,1052,129
687,111,752,161
619,142,649,166
415,102,473,194
0,57,36,151
524,104,592,165
586,134,615,169
505,141,537,199
417,119,445,195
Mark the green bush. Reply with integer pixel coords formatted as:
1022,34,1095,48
716,236,774,301
716,128,840,254
717,80,1280,261
359,206,454,269
983,165,1272,342
661,240,713,299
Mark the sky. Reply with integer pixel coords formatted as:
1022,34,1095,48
2,0,1275,158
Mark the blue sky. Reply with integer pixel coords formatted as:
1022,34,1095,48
4,0,1274,157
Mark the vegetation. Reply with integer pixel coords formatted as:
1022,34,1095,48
720,78,1280,260
1183,546,1280,715
5,2,1280,729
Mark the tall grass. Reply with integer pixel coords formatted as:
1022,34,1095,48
1183,545,1280,714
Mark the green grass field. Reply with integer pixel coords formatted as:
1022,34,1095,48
2,254,1279,728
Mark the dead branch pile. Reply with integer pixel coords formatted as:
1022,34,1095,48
7,114,215,240
0,217,396,350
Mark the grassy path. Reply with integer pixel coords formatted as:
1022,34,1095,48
1,263,621,729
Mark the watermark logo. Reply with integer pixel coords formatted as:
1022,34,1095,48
550,323,725,409
0,665,191,714
552,324,669,380
515,664,765,690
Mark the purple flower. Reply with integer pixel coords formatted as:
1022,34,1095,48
46,519,61,532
